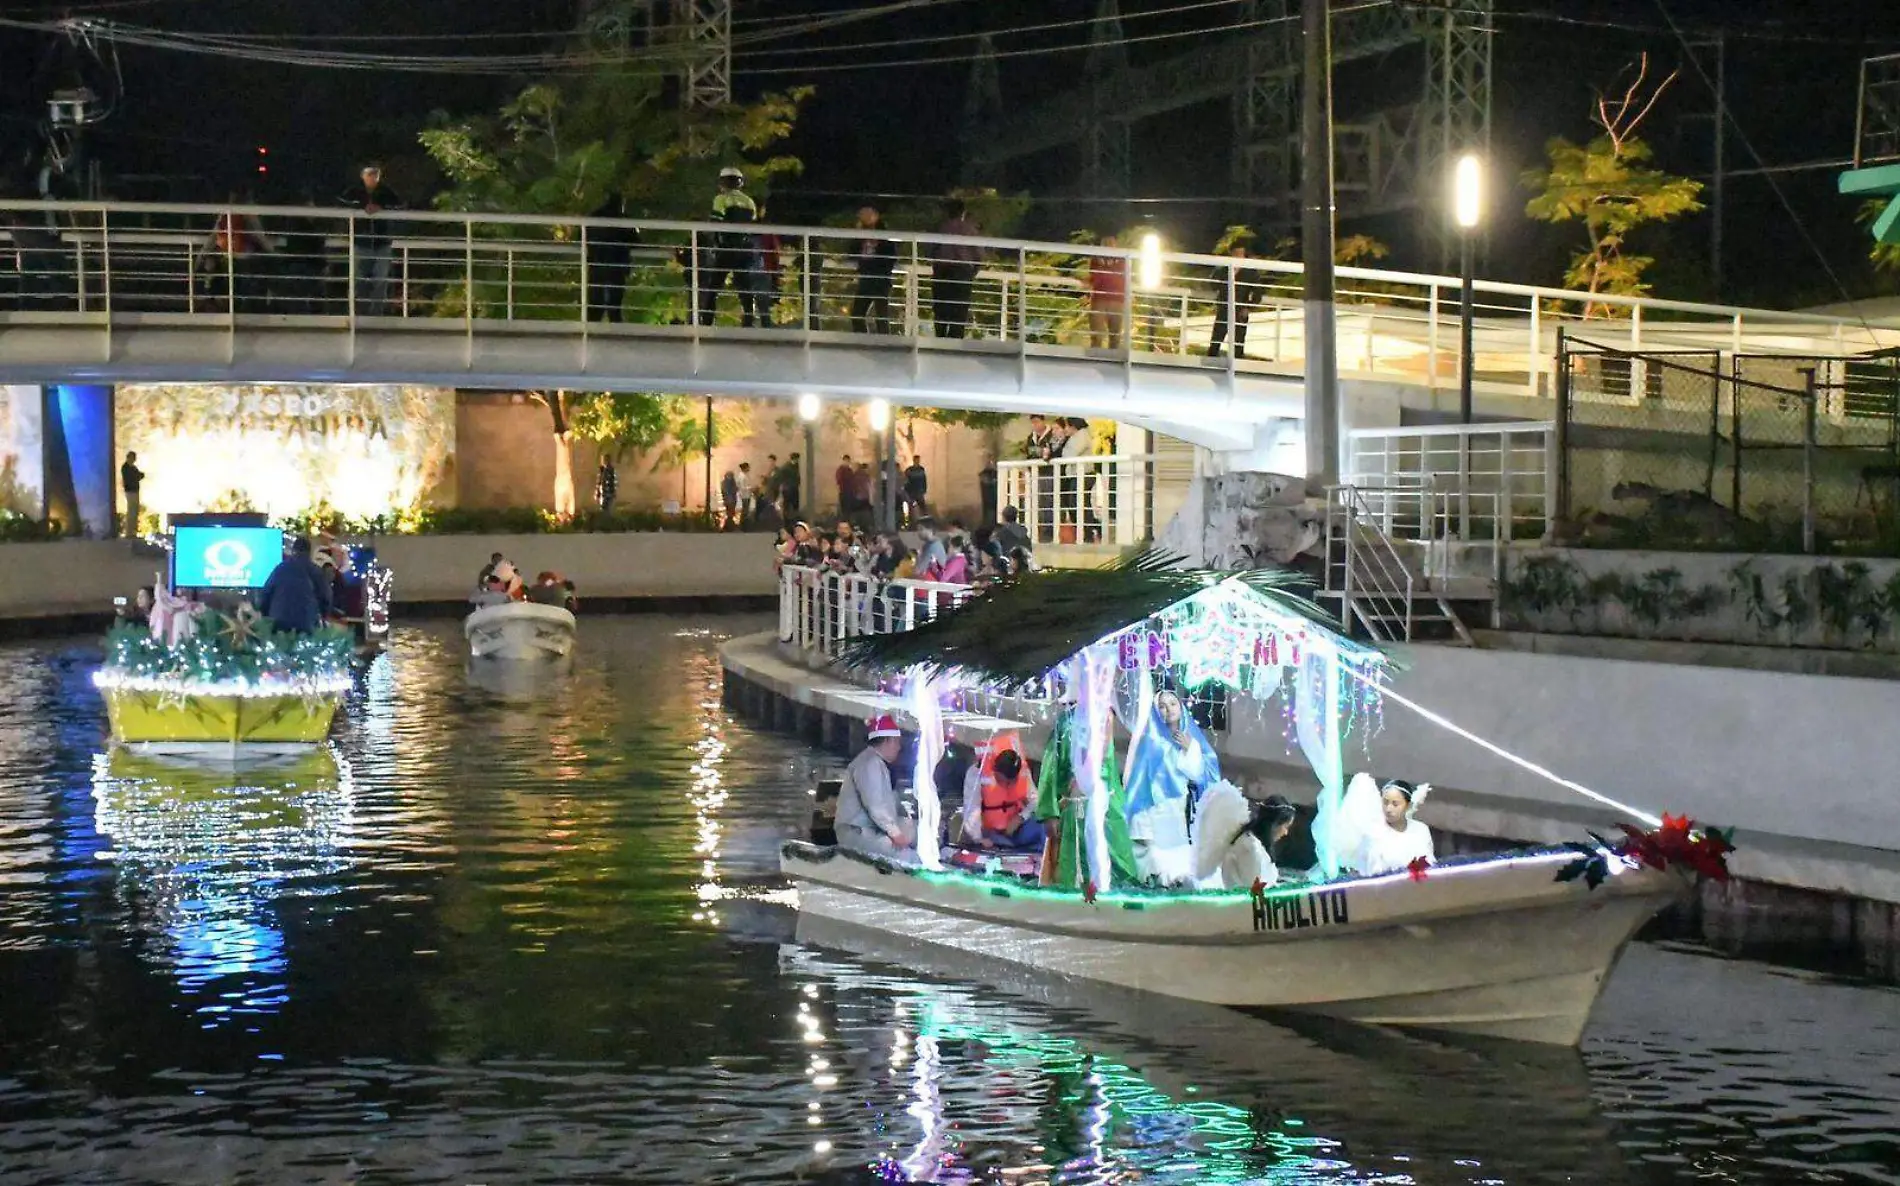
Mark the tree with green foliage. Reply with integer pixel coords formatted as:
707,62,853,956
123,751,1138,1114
1522,55,1704,314
649,399,751,509
1860,199,1900,276
568,391,676,464
418,51,810,512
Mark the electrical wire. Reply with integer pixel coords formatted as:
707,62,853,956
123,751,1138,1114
1474,5,1900,48
1649,0,1873,331
732,0,1248,59
0,4,1332,78
742,6,1348,76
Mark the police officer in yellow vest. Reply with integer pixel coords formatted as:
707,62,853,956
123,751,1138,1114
697,165,766,327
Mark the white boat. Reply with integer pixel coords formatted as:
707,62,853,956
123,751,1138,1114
786,558,1720,1047
464,601,577,660
781,840,1681,1046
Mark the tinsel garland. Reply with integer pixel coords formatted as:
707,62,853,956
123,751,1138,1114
100,616,354,688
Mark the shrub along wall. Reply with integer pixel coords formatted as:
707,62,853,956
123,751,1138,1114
1500,548,1900,652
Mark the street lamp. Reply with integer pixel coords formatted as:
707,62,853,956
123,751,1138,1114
798,394,820,520
1453,153,1483,424
1137,231,1163,291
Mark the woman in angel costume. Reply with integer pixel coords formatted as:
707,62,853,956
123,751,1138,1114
1187,782,1298,891
1336,774,1435,876
1121,687,1221,884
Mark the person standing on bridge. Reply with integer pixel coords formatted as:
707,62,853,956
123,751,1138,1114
1086,234,1128,350
697,166,765,328
929,199,983,340
337,162,404,316
586,192,640,323
851,205,898,334
1207,241,1264,360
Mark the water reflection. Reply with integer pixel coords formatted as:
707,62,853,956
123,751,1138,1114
88,747,356,1017
0,620,1891,1185
784,915,1632,1184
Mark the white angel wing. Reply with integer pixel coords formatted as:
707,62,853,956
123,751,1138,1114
1190,780,1252,884
1333,772,1387,874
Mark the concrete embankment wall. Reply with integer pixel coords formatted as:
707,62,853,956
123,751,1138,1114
722,631,1900,979
0,533,777,631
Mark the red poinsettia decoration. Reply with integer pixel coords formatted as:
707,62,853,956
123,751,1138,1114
1617,814,1736,883
1407,856,1432,882
1083,879,1098,905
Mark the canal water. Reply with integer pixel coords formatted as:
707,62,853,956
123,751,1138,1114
0,616,1895,1185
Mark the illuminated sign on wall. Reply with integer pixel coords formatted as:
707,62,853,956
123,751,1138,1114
115,383,455,521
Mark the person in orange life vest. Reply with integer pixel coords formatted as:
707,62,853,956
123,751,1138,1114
959,732,1045,852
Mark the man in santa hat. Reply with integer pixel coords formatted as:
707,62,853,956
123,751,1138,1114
834,714,915,861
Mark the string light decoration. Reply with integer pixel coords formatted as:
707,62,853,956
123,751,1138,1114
93,619,355,700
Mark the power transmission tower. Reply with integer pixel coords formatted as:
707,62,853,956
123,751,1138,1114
592,0,730,108
1857,51,1900,166
962,35,1005,187
672,0,732,110
1418,0,1492,270
1084,0,1132,204
1233,0,1298,228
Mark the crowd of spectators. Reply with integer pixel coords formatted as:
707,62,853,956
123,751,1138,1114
775,514,1035,591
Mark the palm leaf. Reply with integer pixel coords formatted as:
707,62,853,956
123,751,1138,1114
838,550,1378,691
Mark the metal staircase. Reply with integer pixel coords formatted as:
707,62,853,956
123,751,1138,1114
1321,484,1483,644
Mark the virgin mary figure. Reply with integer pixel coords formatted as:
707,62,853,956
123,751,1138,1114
1122,687,1221,884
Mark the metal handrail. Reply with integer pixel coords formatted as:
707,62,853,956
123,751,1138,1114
5,201,1898,396
1326,485,1417,643
779,565,974,661
996,453,1156,550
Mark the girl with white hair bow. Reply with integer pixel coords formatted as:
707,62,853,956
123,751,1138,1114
1338,774,1436,877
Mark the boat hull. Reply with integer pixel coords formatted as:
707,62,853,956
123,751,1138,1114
781,843,1679,1046
465,602,576,661
102,686,342,757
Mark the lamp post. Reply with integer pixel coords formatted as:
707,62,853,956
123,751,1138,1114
798,393,820,521
868,398,895,532
1135,230,1163,352
1454,153,1483,424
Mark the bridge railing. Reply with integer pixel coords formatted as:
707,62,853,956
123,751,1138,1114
1346,422,1554,542
4,200,1893,394
996,453,1155,552
778,564,975,663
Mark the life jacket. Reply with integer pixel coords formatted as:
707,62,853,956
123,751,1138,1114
976,731,1032,833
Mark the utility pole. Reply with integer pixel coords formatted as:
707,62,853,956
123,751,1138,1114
1300,0,1339,486
1710,29,1726,299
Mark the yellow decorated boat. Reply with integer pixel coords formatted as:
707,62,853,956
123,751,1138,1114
99,679,345,754
95,611,355,758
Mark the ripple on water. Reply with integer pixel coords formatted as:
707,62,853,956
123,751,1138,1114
0,617,1895,1184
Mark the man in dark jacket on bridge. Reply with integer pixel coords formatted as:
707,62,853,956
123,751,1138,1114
258,536,333,633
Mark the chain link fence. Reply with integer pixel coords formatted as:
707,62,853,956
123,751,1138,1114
1556,335,1900,554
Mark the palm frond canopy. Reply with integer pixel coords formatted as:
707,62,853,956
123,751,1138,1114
837,552,1386,690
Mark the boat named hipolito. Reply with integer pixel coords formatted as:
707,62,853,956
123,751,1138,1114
781,840,1680,1046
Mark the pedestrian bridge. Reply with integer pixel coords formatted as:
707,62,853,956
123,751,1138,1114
3,201,1895,452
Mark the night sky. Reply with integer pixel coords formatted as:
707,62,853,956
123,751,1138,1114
2,0,1895,306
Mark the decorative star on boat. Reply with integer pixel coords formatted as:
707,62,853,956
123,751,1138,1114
216,604,264,651
154,683,191,712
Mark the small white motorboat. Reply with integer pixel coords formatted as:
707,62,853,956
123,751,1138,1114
781,841,1679,1046
464,601,577,661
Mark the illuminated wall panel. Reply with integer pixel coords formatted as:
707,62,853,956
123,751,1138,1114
114,384,455,521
